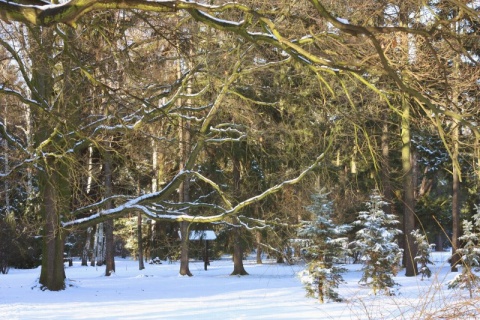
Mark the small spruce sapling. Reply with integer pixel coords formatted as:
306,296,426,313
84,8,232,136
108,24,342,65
411,229,434,280
351,190,402,295
448,208,480,298
298,191,350,303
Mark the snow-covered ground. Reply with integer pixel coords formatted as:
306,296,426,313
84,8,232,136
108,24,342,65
0,251,478,320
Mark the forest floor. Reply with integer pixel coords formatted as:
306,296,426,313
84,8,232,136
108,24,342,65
0,251,479,319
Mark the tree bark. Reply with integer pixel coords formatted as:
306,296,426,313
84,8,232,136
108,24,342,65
231,222,248,276
39,168,66,291
450,118,461,272
94,223,105,266
178,114,192,276
401,97,418,277
256,230,263,264
177,45,193,276
231,158,248,275
137,212,145,270
104,150,115,276
104,218,115,275
81,227,92,266
179,221,192,276
381,117,392,215
29,24,67,291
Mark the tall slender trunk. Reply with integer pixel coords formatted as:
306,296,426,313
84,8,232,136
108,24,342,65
451,118,461,272
397,3,418,277
94,223,105,266
231,157,248,275
148,138,158,262
401,97,418,277
81,227,93,266
82,146,95,266
449,32,462,271
3,105,10,217
104,218,115,275
104,150,115,276
178,107,192,276
256,230,263,264
137,211,145,270
89,224,96,266
177,46,193,276
381,114,392,213
137,175,145,270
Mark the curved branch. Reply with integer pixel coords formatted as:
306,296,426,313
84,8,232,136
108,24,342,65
0,0,251,26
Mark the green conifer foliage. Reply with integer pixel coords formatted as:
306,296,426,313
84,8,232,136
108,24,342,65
298,190,350,303
411,229,434,280
448,207,480,298
351,191,402,295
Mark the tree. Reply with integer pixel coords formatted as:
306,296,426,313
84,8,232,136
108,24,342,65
298,190,350,303
351,191,402,295
448,215,480,298
411,229,434,280
3,0,479,291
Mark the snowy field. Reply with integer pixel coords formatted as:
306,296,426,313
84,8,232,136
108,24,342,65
0,251,479,320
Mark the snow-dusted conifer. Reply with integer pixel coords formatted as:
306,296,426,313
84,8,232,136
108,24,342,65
351,190,402,295
298,190,350,303
448,209,480,298
411,229,434,280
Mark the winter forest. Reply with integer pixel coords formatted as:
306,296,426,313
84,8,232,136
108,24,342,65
1,0,480,318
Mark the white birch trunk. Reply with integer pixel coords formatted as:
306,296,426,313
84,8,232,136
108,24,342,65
94,223,105,266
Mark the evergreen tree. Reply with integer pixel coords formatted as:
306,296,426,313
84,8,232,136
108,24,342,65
298,190,350,303
411,229,434,280
448,208,480,298
351,191,402,295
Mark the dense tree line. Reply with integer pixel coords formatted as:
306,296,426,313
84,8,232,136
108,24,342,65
0,0,479,292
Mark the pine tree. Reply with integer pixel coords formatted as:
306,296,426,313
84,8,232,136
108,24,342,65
351,190,402,295
411,229,434,280
298,190,350,303
448,209,480,298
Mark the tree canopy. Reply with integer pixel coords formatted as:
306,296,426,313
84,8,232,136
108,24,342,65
1,0,479,291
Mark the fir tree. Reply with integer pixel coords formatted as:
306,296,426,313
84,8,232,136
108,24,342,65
411,229,434,280
298,190,350,303
448,213,480,298
351,190,402,295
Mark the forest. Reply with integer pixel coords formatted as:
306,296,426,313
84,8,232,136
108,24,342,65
0,0,479,298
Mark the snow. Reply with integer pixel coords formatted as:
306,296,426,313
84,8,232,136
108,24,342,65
188,230,217,241
0,252,478,319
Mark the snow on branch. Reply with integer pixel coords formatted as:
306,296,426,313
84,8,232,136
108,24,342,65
62,151,328,227
0,0,251,27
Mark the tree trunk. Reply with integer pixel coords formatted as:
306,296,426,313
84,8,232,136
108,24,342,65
137,212,145,270
90,225,96,266
94,223,105,266
231,158,248,275
104,151,115,276
178,121,192,276
177,49,193,276
104,219,115,276
179,221,192,276
231,223,248,276
451,119,461,272
256,230,263,264
381,117,392,214
401,97,418,277
81,227,93,266
28,24,67,291
3,105,10,216
435,233,444,252
39,168,66,291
